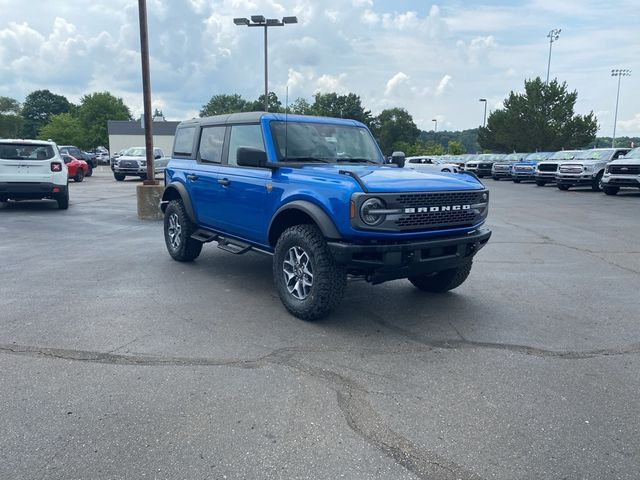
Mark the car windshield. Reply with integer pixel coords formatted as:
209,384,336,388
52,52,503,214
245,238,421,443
0,143,55,160
573,150,613,161
124,147,146,157
524,152,552,162
621,147,640,159
270,121,384,164
549,150,579,160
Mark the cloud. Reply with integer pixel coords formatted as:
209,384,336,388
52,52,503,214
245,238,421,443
435,75,452,96
385,72,410,96
315,73,348,93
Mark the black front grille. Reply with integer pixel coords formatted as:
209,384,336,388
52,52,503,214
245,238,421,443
479,163,492,168
538,163,558,172
120,160,138,168
609,165,640,175
392,191,486,231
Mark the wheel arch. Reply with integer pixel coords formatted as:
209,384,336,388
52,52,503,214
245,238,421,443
161,182,196,223
268,200,341,247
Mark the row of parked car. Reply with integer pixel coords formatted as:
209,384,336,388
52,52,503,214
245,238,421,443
410,148,640,196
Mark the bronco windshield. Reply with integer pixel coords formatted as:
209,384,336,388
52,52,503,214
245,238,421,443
270,121,384,164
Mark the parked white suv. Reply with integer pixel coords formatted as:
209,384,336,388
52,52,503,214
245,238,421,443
0,139,69,209
601,146,640,195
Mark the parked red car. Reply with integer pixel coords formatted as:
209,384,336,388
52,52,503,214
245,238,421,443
62,154,88,182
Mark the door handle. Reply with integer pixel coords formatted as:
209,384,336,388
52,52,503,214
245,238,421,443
218,178,230,187
187,174,199,181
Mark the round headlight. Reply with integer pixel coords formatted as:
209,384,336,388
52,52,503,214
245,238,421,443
360,197,386,226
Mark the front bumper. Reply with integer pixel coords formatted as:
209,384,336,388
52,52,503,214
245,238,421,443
535,172,557,182
602,175,640,188
556,174,594,187
492,171,511,178
477,168,492,176
512,171,535,179
327,228,491,284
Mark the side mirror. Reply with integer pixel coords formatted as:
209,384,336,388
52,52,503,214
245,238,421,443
391,151,405,168
237,147,267,167
155,154,161,159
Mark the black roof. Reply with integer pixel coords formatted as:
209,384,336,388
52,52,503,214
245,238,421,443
107,120,181,136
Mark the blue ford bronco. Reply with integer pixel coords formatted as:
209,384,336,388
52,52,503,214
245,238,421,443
160,112,491,320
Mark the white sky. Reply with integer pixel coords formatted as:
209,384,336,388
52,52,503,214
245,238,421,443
0,0,638,136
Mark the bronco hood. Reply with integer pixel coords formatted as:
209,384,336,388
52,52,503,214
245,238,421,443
297,164,484,192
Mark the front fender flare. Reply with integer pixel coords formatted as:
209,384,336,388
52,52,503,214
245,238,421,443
269,200,341,241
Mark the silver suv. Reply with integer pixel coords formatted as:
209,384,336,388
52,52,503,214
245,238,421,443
556,148,629,191
601,147,640,195
0,139,69,209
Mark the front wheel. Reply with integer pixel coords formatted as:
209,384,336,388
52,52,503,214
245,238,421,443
273,224,346,321
603,186,619,196
535,180,546,186
56,189,69,210
557,184,570,191
592,171,604,192
85,164,93,177
114,173,125,181
74,169,84,182
513,179,521,183
409,260,472,293
164,200,202,262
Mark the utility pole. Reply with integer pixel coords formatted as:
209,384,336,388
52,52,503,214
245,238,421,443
546,28,561,85
611,69,631,147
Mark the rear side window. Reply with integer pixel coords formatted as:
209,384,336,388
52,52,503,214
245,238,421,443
198,126,226,163
173,126,196,156
0,143,55,160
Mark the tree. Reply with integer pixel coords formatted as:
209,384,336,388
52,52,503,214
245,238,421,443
248,92,284,112
37,113,84,146
478,78,598,152
77,92,132,148
447,140,466,155
21,89,70,138
311,93,372,126
371,108,419,155
200,94,249,117
0,96,23,138
290,97,313,115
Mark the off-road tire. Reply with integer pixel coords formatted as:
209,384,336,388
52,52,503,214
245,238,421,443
273,224,346,321
603,186,619,196
164,200,202,262
592,171,604,192
408,260,473,293
56,189,69,210
85,164,93,177
557,184,570,190
74,169,84,182
114,173,125,181
535,180,546,186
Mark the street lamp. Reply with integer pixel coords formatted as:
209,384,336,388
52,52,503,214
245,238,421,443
479,98,487,127
432,118,437,132
546,28,561,85
611,69,631,147
234,15,298,111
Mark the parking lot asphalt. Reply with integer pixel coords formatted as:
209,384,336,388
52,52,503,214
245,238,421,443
1,169,639,479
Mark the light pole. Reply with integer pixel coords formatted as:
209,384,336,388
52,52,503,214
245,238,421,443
479,98,487,127
432,118,437,132
611,69,631,147
234,15,298,111
546,28,561,85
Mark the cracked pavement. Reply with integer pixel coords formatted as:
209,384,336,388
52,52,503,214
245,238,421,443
1,170,639,479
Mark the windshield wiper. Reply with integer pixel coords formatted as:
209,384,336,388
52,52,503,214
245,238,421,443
281,156,332,163
335,157,378,164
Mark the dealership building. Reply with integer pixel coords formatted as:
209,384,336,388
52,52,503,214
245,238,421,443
107,118,180,156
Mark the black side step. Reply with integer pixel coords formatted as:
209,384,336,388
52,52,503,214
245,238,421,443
191,229,219,243
217,237,251,255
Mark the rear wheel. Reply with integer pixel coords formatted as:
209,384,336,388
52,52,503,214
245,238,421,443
74,169,84,182
273,224,346,321
56,189,69,210
163,200,202,261
409,260,473,293
557,184,570,190
114,173,125,181
603,186,619,196
85,164,93,177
